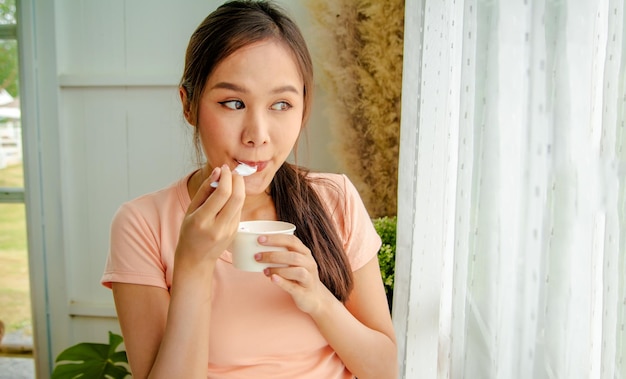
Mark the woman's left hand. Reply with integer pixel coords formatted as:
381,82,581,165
255,234,330,315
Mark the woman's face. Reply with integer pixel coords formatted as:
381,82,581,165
192,39,304,195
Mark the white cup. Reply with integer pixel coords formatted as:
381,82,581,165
229,220,296,272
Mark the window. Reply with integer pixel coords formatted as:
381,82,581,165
0,0,35,373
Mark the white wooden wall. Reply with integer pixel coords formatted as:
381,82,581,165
18,1,337,377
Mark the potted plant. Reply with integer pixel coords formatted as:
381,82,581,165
51,331,130,379
374,216,397,311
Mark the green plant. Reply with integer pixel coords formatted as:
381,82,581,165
52,331,130,379
373,216,396,310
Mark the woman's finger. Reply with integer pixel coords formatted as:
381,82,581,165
194,165,235,217
269,272,325,315
216,173,246,225
258,250,311,268
257,234,311,257
187,166,221,214
270,273,299,292
267,266,311,285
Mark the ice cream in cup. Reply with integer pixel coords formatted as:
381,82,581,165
229,220,296,272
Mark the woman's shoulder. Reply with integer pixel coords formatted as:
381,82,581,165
305,171,361,200
304,171,365,220
306,171,345,188
304,170,380,270
115,173,192,220
306,171,344,181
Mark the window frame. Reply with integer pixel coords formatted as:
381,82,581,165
0,23,24,204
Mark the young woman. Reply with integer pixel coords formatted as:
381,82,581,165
101,1,397,378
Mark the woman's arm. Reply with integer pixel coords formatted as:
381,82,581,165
112,267,214,379
112,283,168,379
111,167,245,379
314,257,397,378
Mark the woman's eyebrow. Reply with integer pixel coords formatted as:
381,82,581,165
210,82,300,95
211,82,247,92
271,85,300,95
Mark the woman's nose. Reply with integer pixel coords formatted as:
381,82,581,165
241,109,269,146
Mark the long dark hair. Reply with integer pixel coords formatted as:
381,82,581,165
180,0,354,301
271,164,353,301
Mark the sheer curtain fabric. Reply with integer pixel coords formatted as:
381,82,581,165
394,1,626,378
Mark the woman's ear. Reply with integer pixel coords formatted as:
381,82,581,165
179,86,194,125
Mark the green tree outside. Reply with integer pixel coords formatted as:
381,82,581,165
0,0,18,97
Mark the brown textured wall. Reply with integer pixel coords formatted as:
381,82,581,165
306,0,405,217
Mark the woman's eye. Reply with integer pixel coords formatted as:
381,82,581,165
219,100,245,110
271,101,291,111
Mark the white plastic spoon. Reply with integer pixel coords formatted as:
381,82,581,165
210,163,257,188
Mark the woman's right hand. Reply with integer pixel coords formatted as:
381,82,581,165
175,165,246,267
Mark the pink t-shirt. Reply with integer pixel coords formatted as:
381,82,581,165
101,172,381,379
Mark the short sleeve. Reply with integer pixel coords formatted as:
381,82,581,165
338,175,382,271
101,201,168,289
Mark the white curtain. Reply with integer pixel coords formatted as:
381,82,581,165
394,0,626,378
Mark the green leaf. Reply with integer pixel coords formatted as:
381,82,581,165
109,351,129,365
106,332,126,362
374,216,397,303
54,342,110,363
51,332,131,379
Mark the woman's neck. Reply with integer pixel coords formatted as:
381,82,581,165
241,192,276,221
